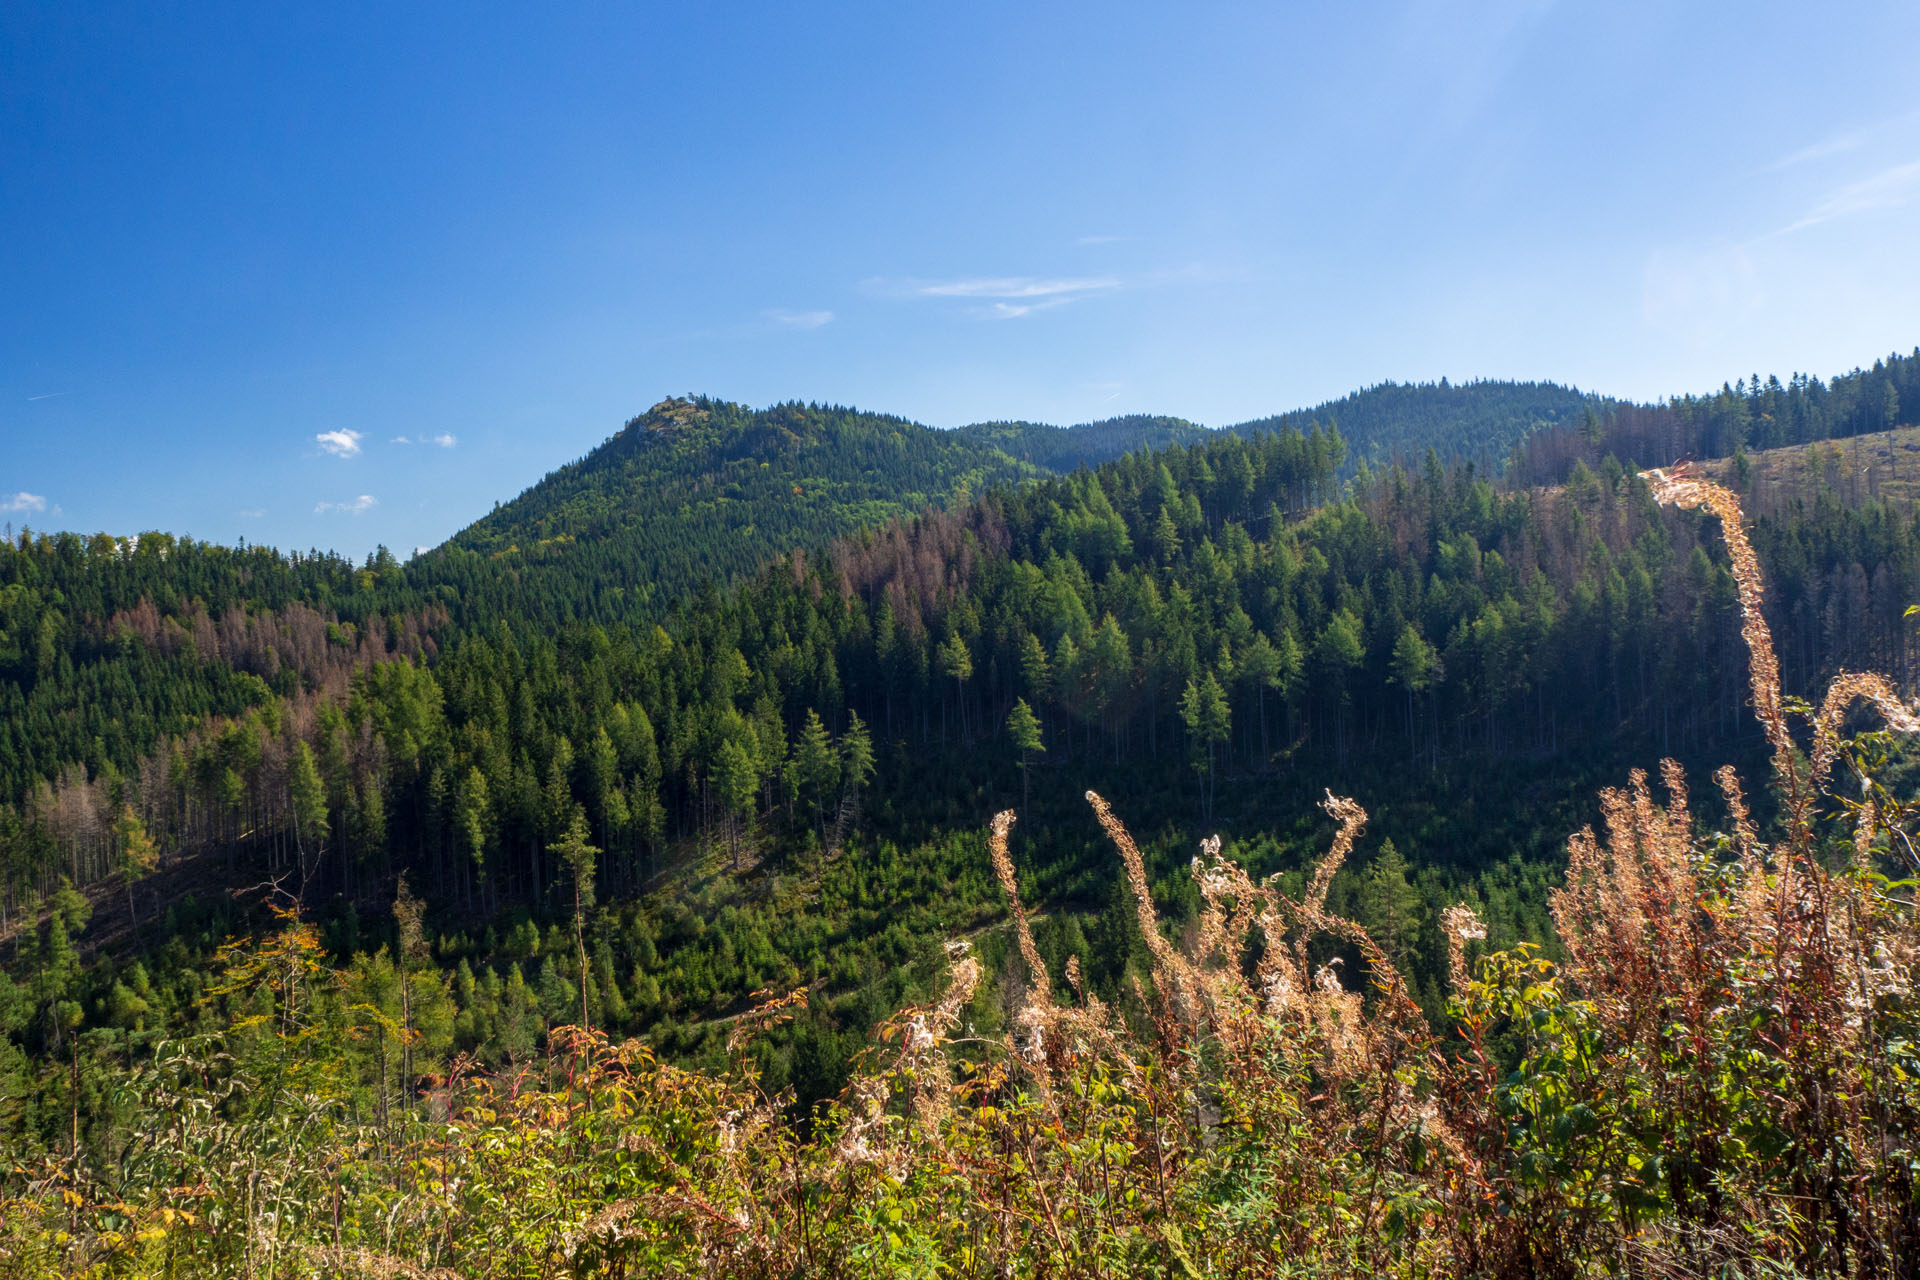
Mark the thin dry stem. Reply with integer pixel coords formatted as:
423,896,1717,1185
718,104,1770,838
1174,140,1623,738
1811,671,1920,792
989,810,1051,1010
1440,904,1487,996
1644,467,1815,852
1086,790,1184,994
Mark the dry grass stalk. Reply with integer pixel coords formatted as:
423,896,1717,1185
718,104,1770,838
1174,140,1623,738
1086,789,1190,1004
1082,788,1437,1085
901,941,982,1127
1644,468,1794,791
1306,790,1367,913
1644,472,1920,836
1191,833,1273,1014
1713,764,1758,862
1551,765,1705,1019
988,809,1051,1011
1810,670,1920,792
1440,904,1486,997
1063,953,1086,1002
1853,790,1880,870
1714,764,1774,928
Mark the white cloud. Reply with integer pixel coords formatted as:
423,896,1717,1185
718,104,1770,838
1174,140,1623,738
1770,159,1920,237
315,428,365,458
238,508,266,519
3,492,47,513
315,494,378,515
861,274,1122,319
425,432,456,448
391,435,412,444
765,308,834,330
914,276,1118,300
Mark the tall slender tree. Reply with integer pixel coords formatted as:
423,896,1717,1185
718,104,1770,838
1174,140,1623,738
112,804,156,923
1006,698,1044,813
1390,624,1439,769
1180,673,1231,821
546,805,600,1034
288,741,328,898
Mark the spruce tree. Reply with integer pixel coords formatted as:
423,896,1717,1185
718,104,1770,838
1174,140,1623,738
546,805,600,1034
1006,698,1044,813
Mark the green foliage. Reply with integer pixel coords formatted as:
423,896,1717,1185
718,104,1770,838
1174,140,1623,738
1005,698,1043,757
431,397,1054,629
6,362,1920,1275
1511,348,1920,484
1232,376,1605,474
1179,672,1231,819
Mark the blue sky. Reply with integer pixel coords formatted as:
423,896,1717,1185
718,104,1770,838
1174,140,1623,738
4,2,1918,559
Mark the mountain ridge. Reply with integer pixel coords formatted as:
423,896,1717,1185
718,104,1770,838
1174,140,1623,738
421,379,1610,628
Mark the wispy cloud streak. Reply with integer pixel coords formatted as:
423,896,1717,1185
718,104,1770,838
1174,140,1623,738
863,274,1122,319
1761,130,1867,173
913,276,1118,300
765,309,834,330
1768,158,1920,237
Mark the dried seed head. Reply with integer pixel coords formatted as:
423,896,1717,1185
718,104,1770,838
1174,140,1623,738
1306,792,1368,913
1441,904,1487,994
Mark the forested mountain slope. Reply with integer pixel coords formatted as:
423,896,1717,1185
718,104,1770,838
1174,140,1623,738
1509,347,1920,484
7,373,1920,1273
425,397,1049,625
419,381,1638,633
952,414,1210,469
3,348,1918,1138
8,389,1920,1105
1229,377,1609,471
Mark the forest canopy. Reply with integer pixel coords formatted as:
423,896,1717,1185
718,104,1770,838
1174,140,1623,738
2,349,1919,1275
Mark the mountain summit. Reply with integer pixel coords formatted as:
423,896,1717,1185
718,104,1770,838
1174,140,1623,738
424,381,1602,626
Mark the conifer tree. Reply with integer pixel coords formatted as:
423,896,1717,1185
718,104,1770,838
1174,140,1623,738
1389,624,1439,768
840,712,874,802
1179,673,1231,820
1006,697,1044,812
546,805,599,1034
456,766,490,912
1360,838,1423,975
289,741,328,896
792,709,840,837
715,737,758,868
937,632,973,742
392,873,428,1088
112,804,156,923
